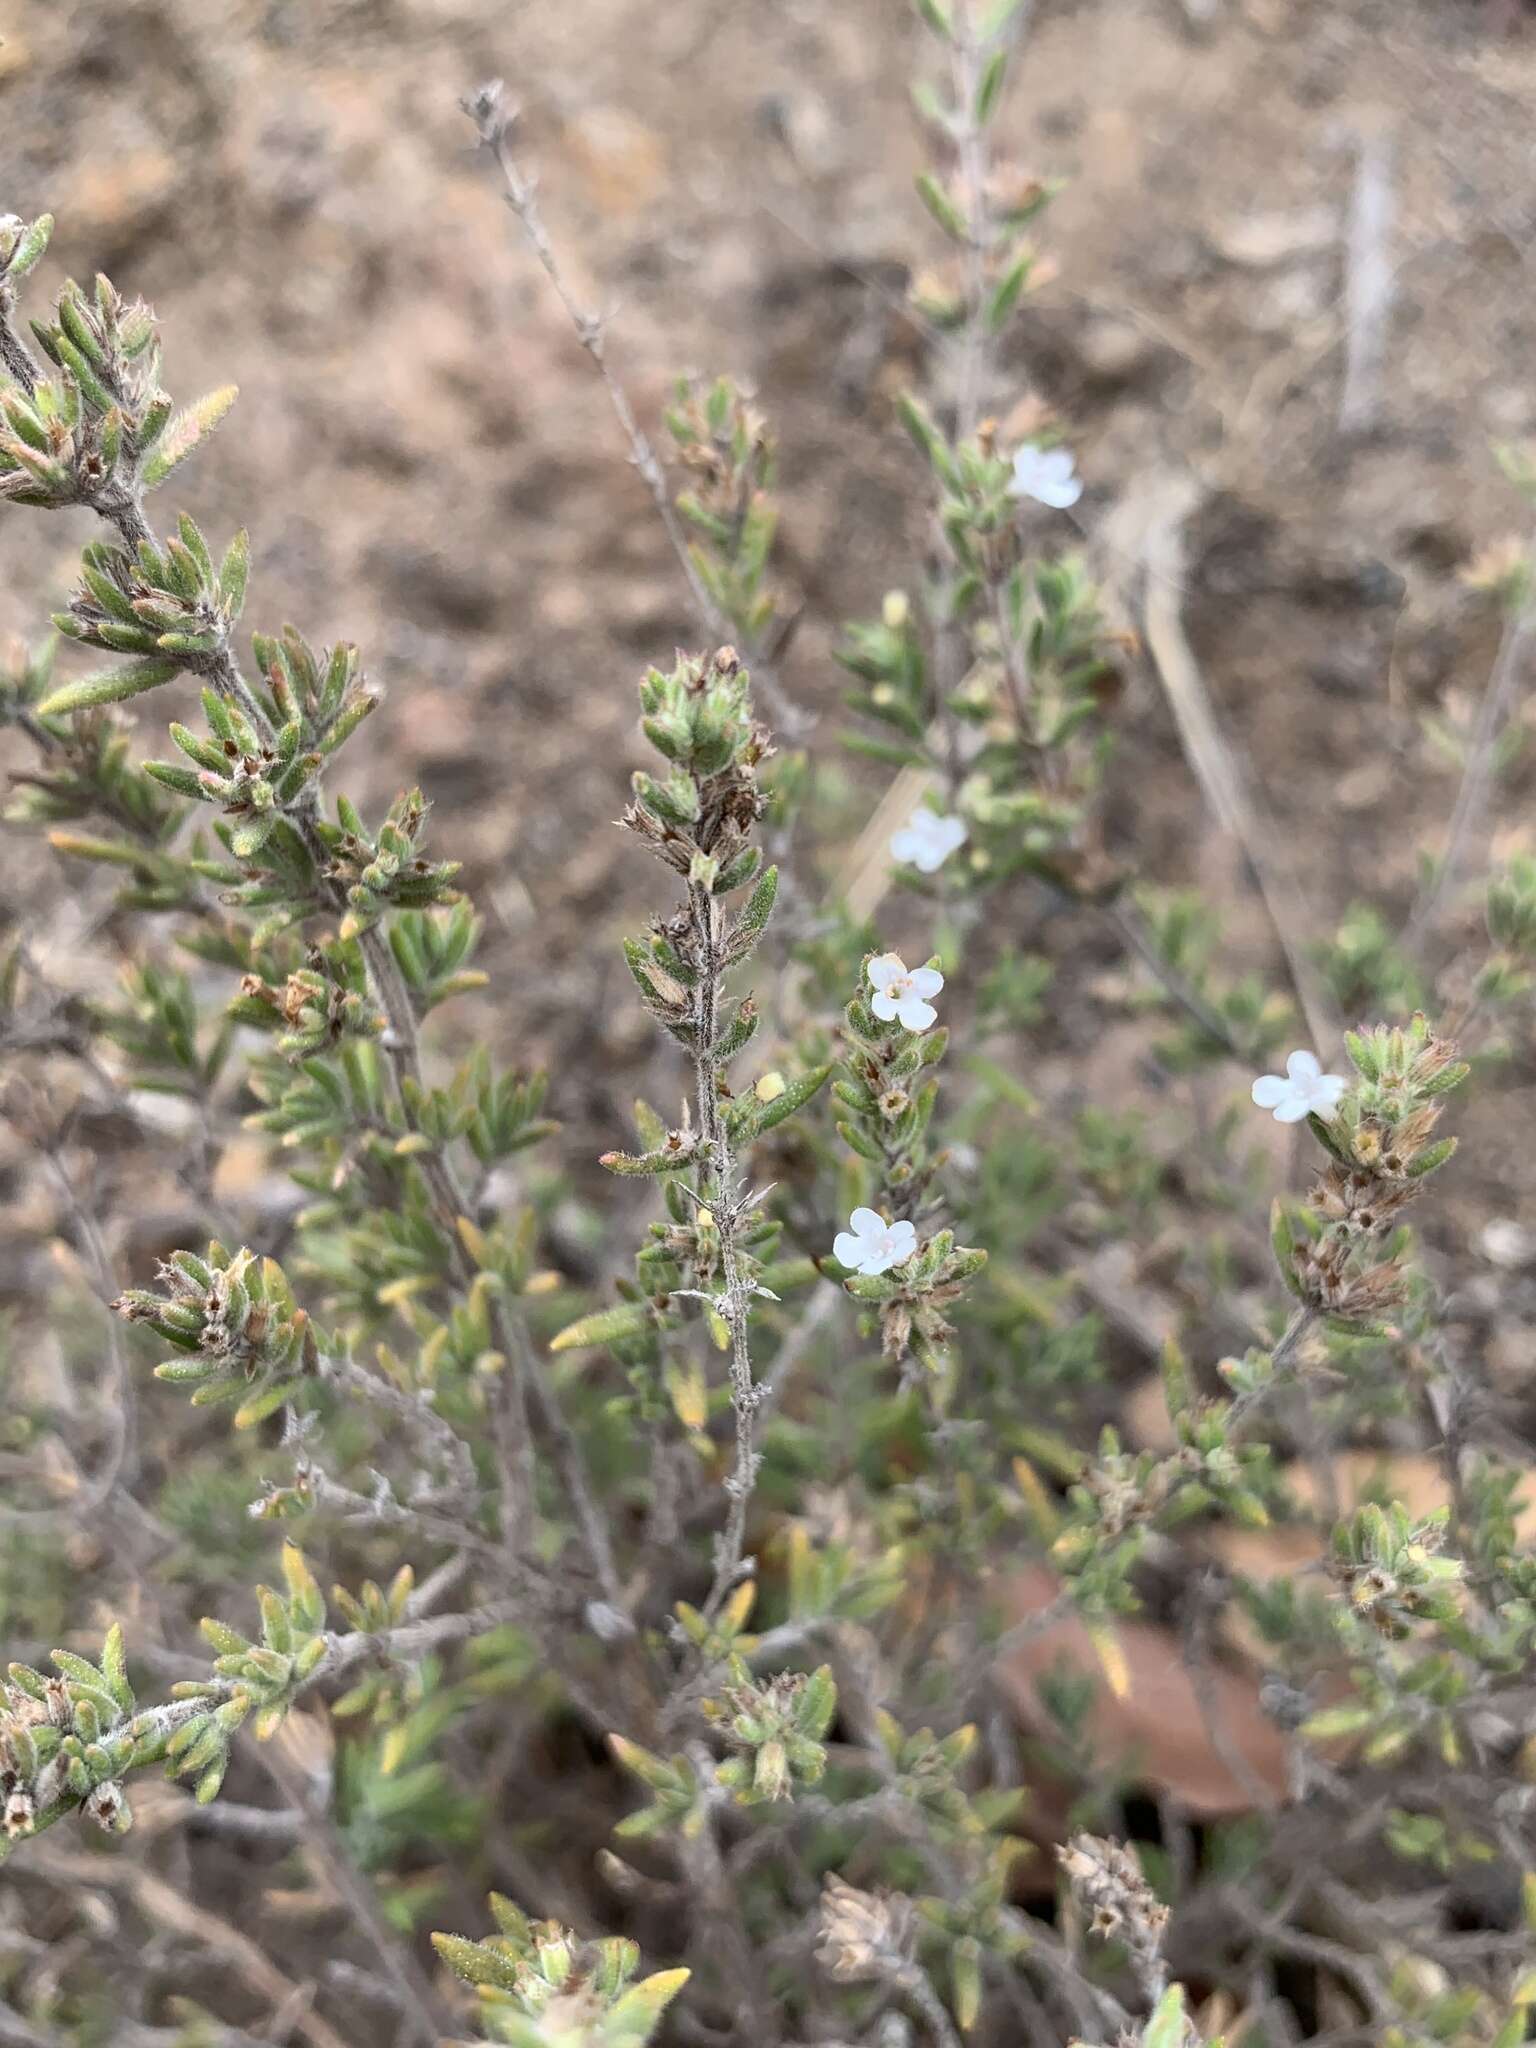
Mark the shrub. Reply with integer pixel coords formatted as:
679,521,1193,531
2,11,1536,2046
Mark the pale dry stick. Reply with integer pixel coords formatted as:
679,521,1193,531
463,81,800,737
1227,1884,1389,2023
257,1736,455,2048
946,1588,1075,1715
1131,471,1341,1054
0,1133,134,1530
318,1347,476,1498
22,1847,354,2048
1100,892,1246,1055
1180,1570,1282,1814
1401,583,1536,959
1337,122,1397,438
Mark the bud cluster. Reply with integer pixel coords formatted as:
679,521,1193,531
816,1873,917,1984
1327,1501,1465,1639
1272,1017,1467,1328
0,1627,137,1851
115,1242,321,1431
432,1894,690,2048
702,1659,837,1805
1,224,234,533
832,955,985,1381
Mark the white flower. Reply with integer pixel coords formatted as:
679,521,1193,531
867,952,944,1033
1008,442,1083,510
890,808,967,874
1250,1048,1347,1124
833,1207,917,1276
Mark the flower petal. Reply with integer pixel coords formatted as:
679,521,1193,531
897,997,937,1032
1040,477,1083,509
1273,1097,1312,1123
870,990,899,1023
832,1233,864,1269
906,967,944,1000
1250,1075,1288,1109
888,1220,917,1257
1285,1048,1321,1083
867,953,906,989
848,1207,885,1239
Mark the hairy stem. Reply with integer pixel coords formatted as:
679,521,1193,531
1227,1305,1318,1435
690,879,762,1620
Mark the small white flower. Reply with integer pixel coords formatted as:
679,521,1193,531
890,808,967,874
1008,442,1083,510
833,1207,918,1276
1250,1048,1347,1125
867,952,944,1033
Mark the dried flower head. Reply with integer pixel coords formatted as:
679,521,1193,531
816,1874,916,1983
1059,1832,1169,1992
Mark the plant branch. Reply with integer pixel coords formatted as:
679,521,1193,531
463,81,798,740
690,879,763,1621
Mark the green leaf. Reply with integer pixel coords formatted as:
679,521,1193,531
99,1624,133,1713
732,863,779,955
140,385,238,489
1300,1703,1373,1741
550,1302,653,1354
1142,1986,1188,2048
974,48,1008,126
606,1969,692,2046
6,214,54,281
915,172,969,245
36,657,179,717
1406,1135,1457,1178
986,252,1033,332
218,529,251,616
429,1933,522,1994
